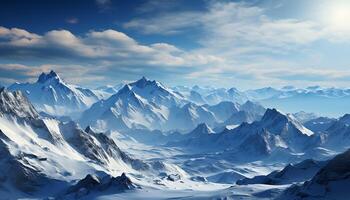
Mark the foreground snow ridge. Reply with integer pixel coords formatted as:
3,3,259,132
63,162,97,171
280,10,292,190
1,72,350,199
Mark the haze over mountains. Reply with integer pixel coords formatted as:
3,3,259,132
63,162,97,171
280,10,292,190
8,70,350,120
2,71,350,199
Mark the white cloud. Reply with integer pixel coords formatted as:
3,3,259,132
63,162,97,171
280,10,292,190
124,11,203,35
0,26,222,67
2,1,350,88
125,2,326,50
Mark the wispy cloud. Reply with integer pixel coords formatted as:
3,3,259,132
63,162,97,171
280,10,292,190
123,1,350,88
124,11,203,35
66,17,79,24
96,0,112,12
135,0,181,14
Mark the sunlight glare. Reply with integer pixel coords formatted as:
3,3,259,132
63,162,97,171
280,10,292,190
320,0,350,32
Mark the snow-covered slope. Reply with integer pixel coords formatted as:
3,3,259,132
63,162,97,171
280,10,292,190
318,114,350,151
280,149,350,200
219,101,265,127
240,100,266,115
303,117,336,133
172,86,207,105
204,101,240,122
237,159,326,185
292,111,318,123
204,87,248,105
222,110,260,126
0,88,170,197
166,103,217,131
207,170,246,184
8,70,100,117
166,123,214,147
92,83,125,100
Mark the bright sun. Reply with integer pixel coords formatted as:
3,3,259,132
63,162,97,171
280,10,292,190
319,0,350,32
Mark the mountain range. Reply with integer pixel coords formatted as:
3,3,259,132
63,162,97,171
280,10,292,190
2,71,350,199
7,70,350,121
79,76,264,132
0,87,185,198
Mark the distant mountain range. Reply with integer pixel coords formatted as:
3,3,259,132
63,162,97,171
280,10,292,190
7,70,350,121
167,108,315,160
173,85,350,117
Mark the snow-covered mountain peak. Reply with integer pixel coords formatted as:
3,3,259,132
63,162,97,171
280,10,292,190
131,76,163,90
84,125,94,134
227,87,240,94
9,71,101,117
37,70,61,84
261,108,313,136
133,76,149,88
261,108,302,126
242,100,258,107
240,100,265,113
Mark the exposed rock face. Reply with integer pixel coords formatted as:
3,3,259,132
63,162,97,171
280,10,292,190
109,173,136,190
67,174,101,194
167,174,181,182
83,126,149,170
0,87,38,118
66,173,138,198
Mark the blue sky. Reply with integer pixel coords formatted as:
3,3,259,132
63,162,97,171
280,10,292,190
1,0,350,89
